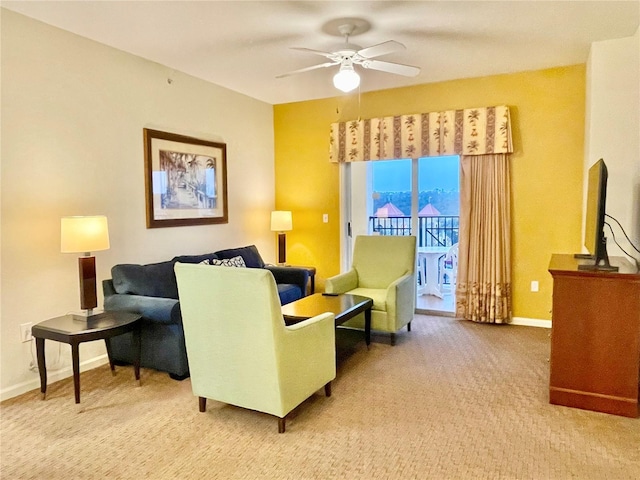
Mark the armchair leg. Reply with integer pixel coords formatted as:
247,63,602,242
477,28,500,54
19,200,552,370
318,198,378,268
324,381,332,397
278,416,286,433
390,333,396,346
199,397,207,412
407,321,412,332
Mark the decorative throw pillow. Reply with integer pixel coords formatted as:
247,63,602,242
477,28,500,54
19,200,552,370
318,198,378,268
210,256,246,268
214,245,265,268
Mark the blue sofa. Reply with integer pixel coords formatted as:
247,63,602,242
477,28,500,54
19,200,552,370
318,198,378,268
102,245,309,379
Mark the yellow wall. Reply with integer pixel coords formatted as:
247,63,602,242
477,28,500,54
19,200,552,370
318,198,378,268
274,65,586,321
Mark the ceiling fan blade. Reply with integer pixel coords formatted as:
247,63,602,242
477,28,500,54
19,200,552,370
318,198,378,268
361,59,421,77
357,40,405,59
276,61,338,78
290,47,337,60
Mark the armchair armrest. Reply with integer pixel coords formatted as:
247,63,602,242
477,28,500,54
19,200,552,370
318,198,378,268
324,269,358,294
265,265,309,296
281,312,336,391
104,293,182,325
385,272,415,327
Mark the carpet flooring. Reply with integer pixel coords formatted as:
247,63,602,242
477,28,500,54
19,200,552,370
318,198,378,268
1,315,639,479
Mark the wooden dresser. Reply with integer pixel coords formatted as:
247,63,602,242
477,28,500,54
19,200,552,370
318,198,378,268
548,254,640,417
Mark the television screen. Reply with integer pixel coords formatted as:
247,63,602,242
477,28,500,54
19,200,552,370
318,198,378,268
577,159,618,271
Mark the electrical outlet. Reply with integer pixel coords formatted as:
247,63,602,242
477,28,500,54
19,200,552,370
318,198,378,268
20,323,33,343
530,281,539,292
323,214,329,223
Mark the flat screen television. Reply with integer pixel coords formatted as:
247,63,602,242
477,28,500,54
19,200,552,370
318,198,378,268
575,159,618,271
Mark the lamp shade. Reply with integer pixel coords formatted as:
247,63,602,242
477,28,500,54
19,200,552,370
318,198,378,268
333,64,360,93
270,211,292,232
61,216,110,253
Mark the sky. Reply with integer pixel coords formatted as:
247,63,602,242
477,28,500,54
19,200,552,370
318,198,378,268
372,156,460,192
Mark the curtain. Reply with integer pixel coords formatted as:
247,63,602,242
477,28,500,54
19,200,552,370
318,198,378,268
455,154,512,323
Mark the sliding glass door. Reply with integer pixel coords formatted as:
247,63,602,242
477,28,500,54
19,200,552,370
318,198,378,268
342,156,460,313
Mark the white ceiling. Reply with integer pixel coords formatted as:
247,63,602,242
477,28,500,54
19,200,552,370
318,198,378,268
3,1,639,105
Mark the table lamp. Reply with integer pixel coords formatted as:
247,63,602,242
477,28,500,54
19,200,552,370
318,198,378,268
270,211,292,265
61,216,110,316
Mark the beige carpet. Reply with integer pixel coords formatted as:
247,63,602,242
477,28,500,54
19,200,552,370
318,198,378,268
2,315,639,479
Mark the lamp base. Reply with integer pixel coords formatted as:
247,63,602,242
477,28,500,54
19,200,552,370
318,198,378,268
78,256,98,312
70,309,104,321
277,232,287,265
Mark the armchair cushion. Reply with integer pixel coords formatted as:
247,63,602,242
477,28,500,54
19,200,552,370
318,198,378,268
345,287,387,312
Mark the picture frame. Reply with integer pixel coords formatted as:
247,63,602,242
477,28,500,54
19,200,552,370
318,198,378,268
143,128,228,228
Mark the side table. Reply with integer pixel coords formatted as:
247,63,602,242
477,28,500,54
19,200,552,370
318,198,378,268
31,311,142,404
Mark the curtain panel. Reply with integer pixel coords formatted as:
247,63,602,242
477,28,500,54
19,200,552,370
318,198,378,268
455,154,512,323
329,105,512,163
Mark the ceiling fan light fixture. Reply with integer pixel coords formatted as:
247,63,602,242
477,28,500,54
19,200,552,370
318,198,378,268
333,64,360,92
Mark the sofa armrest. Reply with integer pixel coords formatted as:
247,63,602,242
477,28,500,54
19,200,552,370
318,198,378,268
324,269,358,294
265,266,309,296
103,279,117,297
104,292,182,325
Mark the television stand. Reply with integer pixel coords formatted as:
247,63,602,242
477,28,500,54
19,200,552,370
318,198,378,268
548,254,640,417
573,252,619,271
577,262,619,272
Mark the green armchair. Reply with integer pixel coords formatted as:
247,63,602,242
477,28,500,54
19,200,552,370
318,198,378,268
325,235,417,345
175,263,336,433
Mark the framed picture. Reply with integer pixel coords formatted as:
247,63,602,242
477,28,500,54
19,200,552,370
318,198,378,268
144,128,228,228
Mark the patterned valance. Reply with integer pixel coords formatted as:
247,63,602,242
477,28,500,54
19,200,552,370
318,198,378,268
329,105,513,163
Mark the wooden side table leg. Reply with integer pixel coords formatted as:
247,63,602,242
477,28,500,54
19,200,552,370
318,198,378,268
104,337,116,376
132,324,141,384
35,337,47,400
71,342,81,404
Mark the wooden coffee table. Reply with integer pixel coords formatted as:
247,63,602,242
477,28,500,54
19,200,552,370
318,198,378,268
32,311,142,404
282,293,373,346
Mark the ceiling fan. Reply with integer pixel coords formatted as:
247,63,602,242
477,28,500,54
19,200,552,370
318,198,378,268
277,21,421,93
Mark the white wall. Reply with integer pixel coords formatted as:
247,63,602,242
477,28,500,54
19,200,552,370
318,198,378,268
0,10,276,399
585,27,640,259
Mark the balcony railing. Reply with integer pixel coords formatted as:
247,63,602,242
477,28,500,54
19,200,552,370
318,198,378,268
369,215,459,248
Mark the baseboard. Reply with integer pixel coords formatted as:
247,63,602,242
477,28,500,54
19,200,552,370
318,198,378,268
416,310,551,328
0,354,109,402
415,308,456,317
511,317,551,328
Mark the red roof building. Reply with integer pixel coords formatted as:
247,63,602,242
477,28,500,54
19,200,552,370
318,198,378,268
374,202,405,217
418,203,441,216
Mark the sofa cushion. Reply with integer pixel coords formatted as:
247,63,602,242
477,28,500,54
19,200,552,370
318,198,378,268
214,245,265,268
210,256,246,267
277,284,303,305
111,261,179,299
